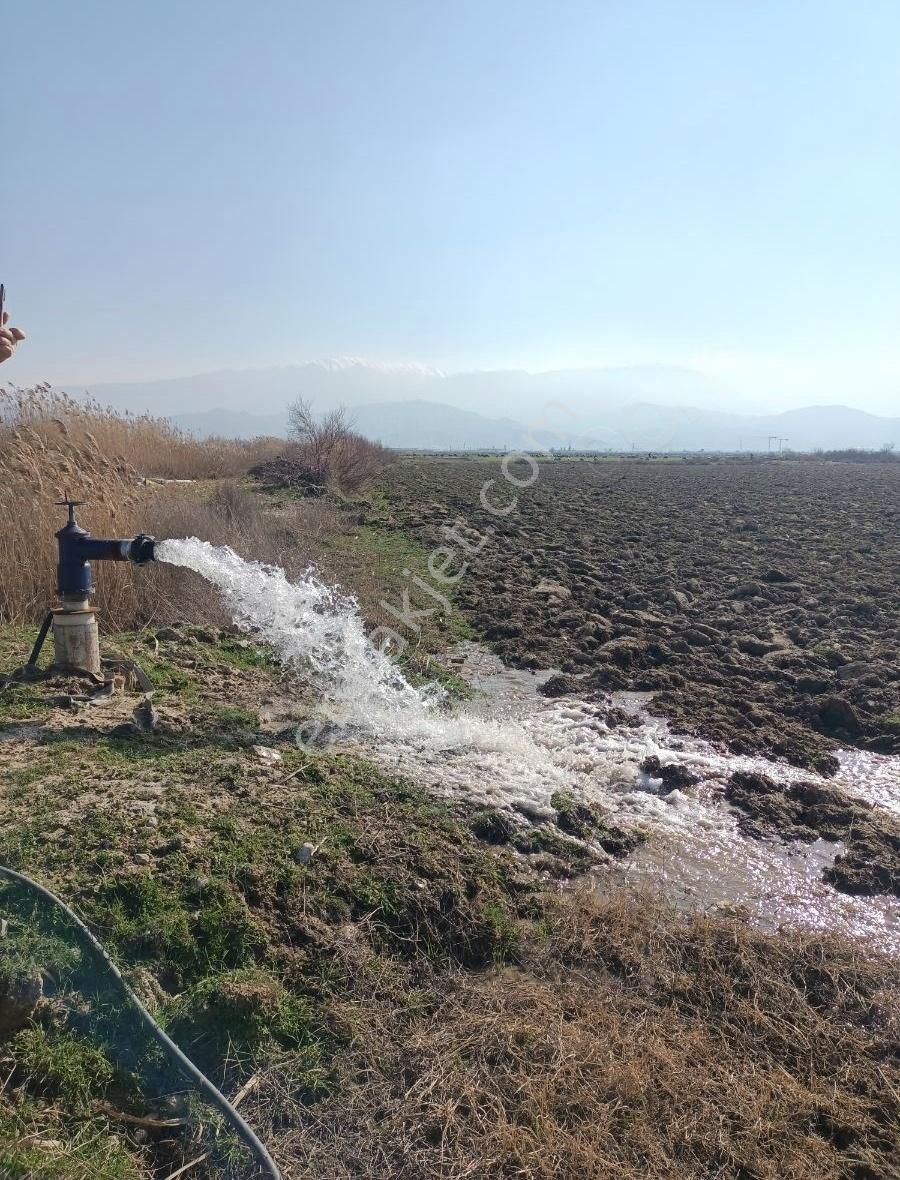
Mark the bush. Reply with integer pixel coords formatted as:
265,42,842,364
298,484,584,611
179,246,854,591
284,397,394,492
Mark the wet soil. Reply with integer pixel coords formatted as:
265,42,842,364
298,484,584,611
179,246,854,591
725,770,900,897
381,458,900,773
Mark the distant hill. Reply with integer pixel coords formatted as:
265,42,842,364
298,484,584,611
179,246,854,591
172,400,606,451
66,359,751,420
172,398,899,453
582,403,900,453
65,359,898,451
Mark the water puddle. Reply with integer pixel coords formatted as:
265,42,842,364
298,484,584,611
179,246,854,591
437,643,900,956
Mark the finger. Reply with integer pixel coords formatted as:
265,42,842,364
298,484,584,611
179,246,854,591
0,343,13,362
8,327,25,342
1,311,6,326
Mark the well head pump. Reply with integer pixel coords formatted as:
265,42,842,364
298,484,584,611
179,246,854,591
51,498,156,675
55,498,155,600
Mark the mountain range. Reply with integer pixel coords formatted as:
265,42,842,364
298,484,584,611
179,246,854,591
67,361,899,452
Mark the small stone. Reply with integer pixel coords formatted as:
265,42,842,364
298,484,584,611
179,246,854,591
668,589,692,610
133,853,152,866
252,745,282,764
292,842,316,865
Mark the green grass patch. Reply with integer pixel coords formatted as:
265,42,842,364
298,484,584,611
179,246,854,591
0,902,81,993
12,1028,115,1113
0,680,54,722
0,731,533,1169
323,522,476,652
0,625,49,672
213,634,278,670
89,871,265,988
0,1102,144,1180
198,701,260,730
166,967,329,1087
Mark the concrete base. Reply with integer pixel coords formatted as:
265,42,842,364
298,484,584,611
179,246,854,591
52,604,101,676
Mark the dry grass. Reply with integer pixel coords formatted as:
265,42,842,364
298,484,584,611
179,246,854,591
2,385,284,479
243,889,900,1180
0,386,313,628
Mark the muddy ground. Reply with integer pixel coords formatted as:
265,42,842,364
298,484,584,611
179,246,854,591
381,457,900,773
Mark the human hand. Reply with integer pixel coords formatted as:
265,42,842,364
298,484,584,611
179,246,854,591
0,310,25,363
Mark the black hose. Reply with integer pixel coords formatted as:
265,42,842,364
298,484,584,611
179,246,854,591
0,864,282,1180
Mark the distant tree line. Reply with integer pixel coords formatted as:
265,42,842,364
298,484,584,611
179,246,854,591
797,444,898,464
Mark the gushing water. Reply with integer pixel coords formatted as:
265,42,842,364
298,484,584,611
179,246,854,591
157,538,427,721
158,538,900,955
156,539,575,795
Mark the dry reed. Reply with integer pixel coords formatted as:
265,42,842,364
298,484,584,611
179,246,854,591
0,386,295,628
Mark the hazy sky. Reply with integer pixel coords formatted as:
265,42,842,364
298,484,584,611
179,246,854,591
5,1,900,413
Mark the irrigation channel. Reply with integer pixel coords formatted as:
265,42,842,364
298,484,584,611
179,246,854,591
158,538,900,959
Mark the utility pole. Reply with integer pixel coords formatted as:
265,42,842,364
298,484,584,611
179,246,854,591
767,435,778,452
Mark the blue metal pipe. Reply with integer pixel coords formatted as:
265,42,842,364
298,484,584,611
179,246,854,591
55,499,155,599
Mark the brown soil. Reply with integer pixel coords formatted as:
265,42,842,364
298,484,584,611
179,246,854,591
381,458,900,772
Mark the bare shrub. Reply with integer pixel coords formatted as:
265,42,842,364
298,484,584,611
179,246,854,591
285,397,393,492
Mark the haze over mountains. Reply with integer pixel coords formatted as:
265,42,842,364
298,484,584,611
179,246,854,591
70,361,899,453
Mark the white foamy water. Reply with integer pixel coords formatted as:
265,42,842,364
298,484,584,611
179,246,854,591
158,539,900,956
156,539,580,801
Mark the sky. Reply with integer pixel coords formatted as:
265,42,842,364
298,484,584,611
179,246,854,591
4,0,900,414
